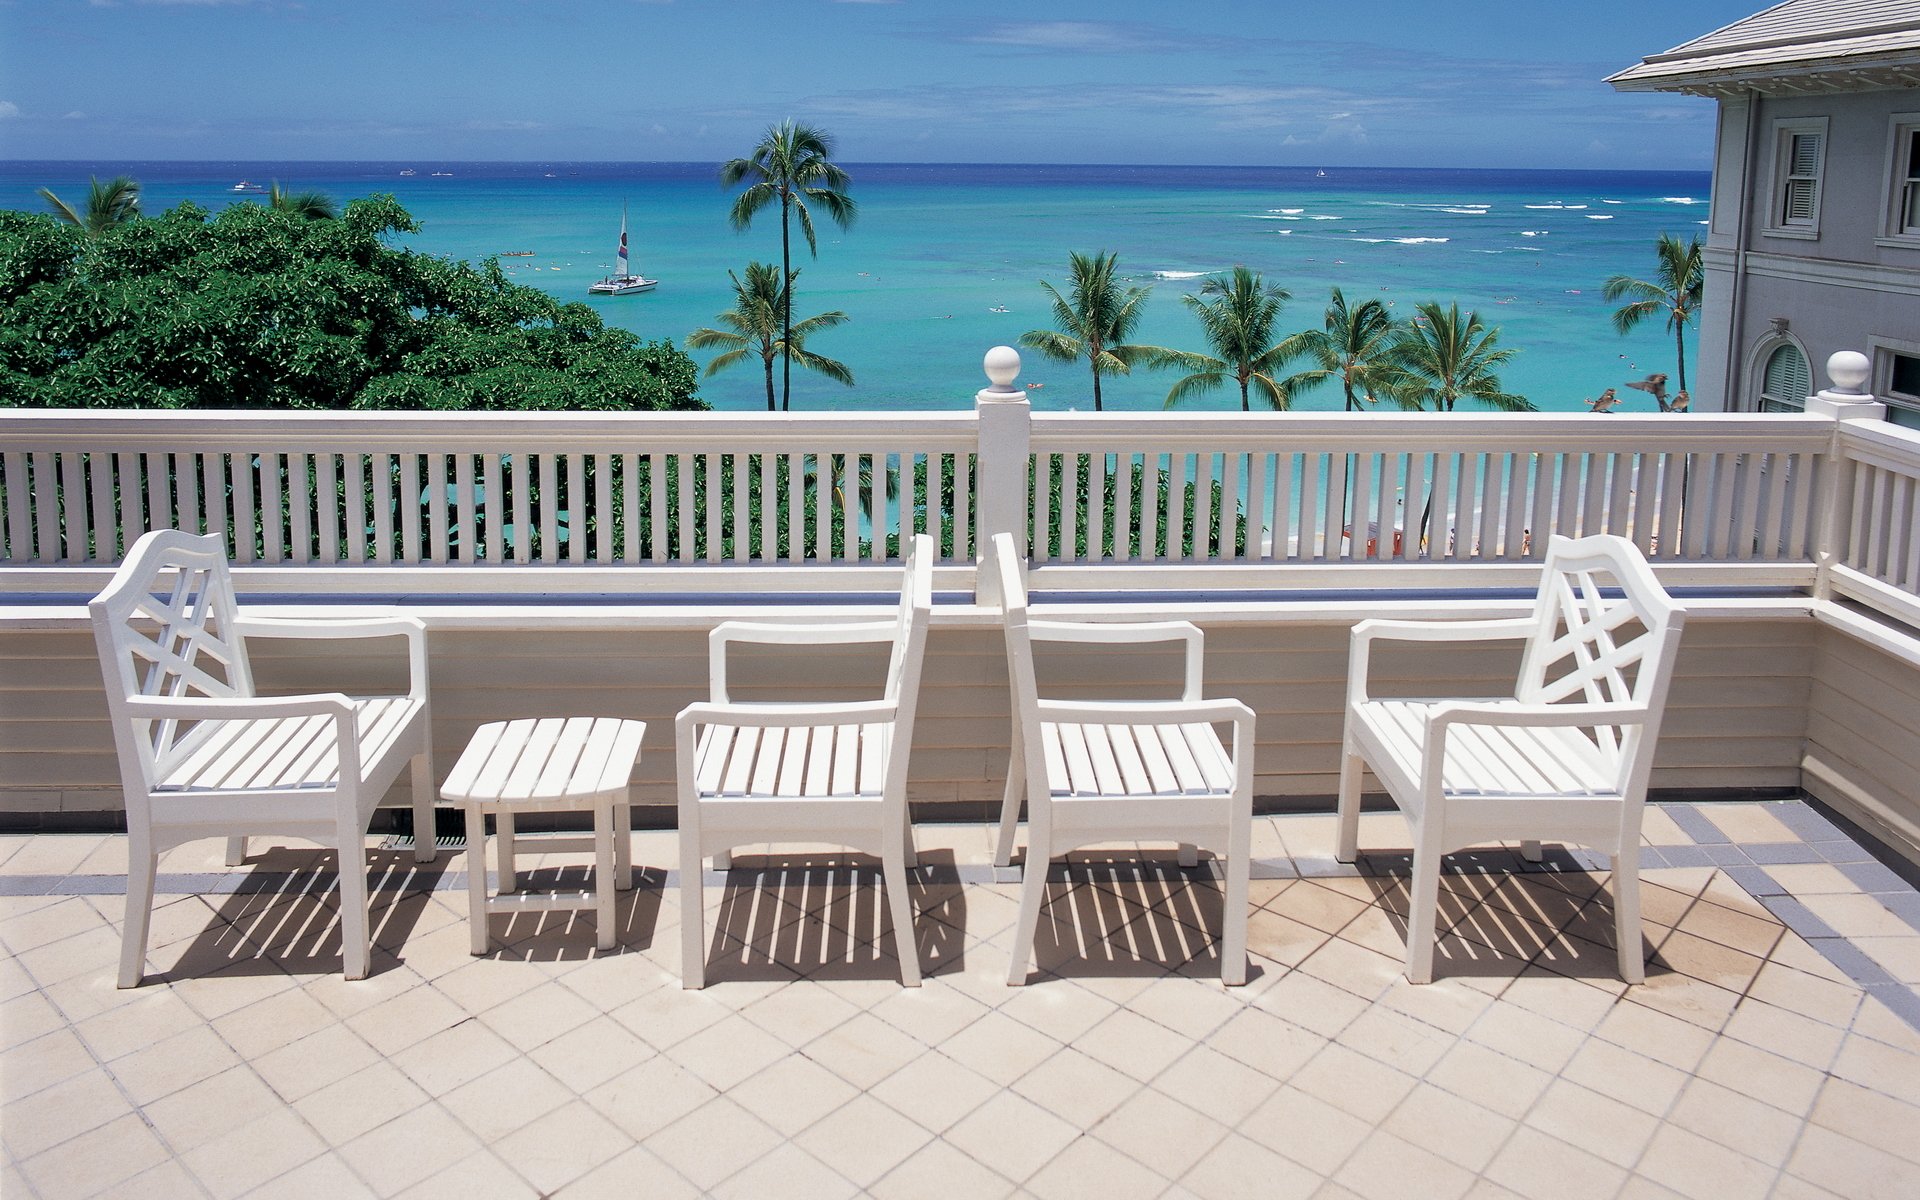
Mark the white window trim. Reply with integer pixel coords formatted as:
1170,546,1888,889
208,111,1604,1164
1870,334,1920,417
1877,112,1920,250
1763,116,1828,242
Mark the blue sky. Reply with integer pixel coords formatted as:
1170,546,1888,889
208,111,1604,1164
0,0,1763,168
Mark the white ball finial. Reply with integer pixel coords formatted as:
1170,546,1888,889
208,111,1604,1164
1826,350,1870,396
983,345,1022,393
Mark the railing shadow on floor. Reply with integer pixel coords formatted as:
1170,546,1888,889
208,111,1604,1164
701,850,966,985
157,847,453,982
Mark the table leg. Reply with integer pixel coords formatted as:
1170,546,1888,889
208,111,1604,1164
594,801,617,951
615,797,633,891
497,810,517,894
465,804,489,955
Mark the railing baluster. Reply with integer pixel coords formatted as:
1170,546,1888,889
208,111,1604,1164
313,453,337,562
341,453,364,564
1349,452,1375,561
565,453,585,565
456,454,479,565
398,454,421,564
57,452,86,563
229,451,255,564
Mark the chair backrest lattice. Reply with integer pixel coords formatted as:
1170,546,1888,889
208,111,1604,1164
90,530,255,783
990,534,1043,725
1516,535,1685,783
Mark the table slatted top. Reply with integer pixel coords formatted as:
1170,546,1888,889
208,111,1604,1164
441,717,645,808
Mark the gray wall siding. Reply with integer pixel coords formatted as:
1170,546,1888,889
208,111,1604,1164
1804,625,1920,860
2,615,1816,823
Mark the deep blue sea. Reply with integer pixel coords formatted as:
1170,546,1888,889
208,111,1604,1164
2,161,1712,414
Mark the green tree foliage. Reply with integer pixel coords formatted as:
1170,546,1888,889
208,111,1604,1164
0,195,701,411
1019,250,1169,412
687,261,853,412
1603,233,1703,395
1393,301,1533,413
721,119,857,411
1279,287,1415,411
1159,266,1301,412
38,175,141,237
267,182,338,221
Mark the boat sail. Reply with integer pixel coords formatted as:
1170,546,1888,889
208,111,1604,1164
588,205,657,295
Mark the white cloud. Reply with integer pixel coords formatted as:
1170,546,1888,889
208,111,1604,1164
0,101,19,120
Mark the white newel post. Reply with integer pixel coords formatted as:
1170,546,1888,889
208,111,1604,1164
974,346,1031,606
1810,351,1884,600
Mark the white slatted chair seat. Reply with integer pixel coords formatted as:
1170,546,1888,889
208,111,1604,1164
1337,533,1686,985
990,534,1255,986
93,529,437,988
676,536,934,988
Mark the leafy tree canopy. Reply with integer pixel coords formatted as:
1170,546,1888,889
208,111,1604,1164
0,194,703,412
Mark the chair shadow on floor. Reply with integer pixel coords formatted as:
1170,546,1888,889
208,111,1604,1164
699,850,965,985
1356,850,1665,983
1020,854,1253,983
157,846,452,982
479,865,670,962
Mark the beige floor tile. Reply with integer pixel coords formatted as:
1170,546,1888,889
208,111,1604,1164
1483,1126,1627,1200
210,985,341,1060
1634,1124,1776,1200
1786,1123,1920,1199
1809,1076,1920,1166
1335,1005,1457,1076
392,1151,540,1200
869,1049,999,1134
1762,864,1861,896
181,1107,329,1200
991,975,1118,1042
426,957,544,1016
0,895,114,957
143,1064,284,1152
1855,936,1920,984
1066,1006,1192,1084
388,1015,519,1098
0,989,65,1049
1637,808,1693,847
1297,936,1408,1003
18,1109,171,1198
1745,960,1865,1028
0,1065,133,1160
551,1145,700,1200
710,1141,860,1200
338,1102,486,1198
1559,1035,1688,1116
1523,1078,1660,1169
662,1011,796,1093
294,1058,430,1147
1673,896,1785,959
1722,997,1846,1071
1333,1129,1475,1200
1666,1077,1805,1167
1764,1176,1847,1200
1154,1044,1282,1128
792,1092,934,1187
64,989,202,1067
525,1013,655,1094
97,1158,207,1200
1093,1086,1231,1178
1593,997,1717,1071
608,981,732,1050
582,1054,717,1143
1180,1132,1321,1200
1799,892,1918,939
493,1100,634,1195
1241,1085,1373,1176
867,1136,1016,1200
643,1095,788,1192
1123,975,1247,1040
1827,1034,1920,1107
1463,1000,1586,1074
1422,1040,1552,1121
1852,991,1920,1053
1252,968,1371,1039
1698,804,1798,845
742,980,866,1046
1380,1083,1513,1173
944,1089,1080,1184
438,1057,574,1144
804,1010,932,1090
1026,1133,1170,1200
106,1020,240,1107
475,976,602,1051
250,1021,381,1104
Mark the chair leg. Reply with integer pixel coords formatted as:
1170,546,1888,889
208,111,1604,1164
901,815,919,872
338,826,372,982
993,762,1024,868
594,802,617,952
1177,843,1199,868
465,805,490,956
1404,840,1442,985
882,839,922,987
117,846,158,989
1613,851,1645,985
497,811,517,893
679,824,706,989
1007,847,1050,986
615,801,634,891
224,836,248,867
411,752,437,863
1221,825,1250,987
1520,840,1544,863
1336,740,1363,863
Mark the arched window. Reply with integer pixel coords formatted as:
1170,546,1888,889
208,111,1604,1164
1759,343,1812,413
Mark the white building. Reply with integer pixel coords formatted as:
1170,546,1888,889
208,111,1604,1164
1609,0,1920,426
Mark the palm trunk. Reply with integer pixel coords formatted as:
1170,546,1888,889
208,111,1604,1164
1091,364,1103,412
780,191,792,413
1239,374,1250,412
1674,324,1688,396
763,354,776,412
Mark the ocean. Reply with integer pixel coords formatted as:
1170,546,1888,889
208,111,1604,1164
2,161,1712,415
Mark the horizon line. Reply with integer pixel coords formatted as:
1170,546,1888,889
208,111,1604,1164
0,158,1714,175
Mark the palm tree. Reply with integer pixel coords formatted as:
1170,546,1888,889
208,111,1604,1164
721,120,857,411
1603,233,1704,396
268,182,337,220
38,175,141,236
1393,301,1533,412
1159,266,1302,412
1278,287,1413,411
687,262,854,412
1019,251,1169,411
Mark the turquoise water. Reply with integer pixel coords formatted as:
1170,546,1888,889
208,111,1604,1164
3,161,1712,414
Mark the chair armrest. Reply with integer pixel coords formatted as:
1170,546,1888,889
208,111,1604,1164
676,698,900,731
1347,617,1533,708
709,620,900,703
233,615,429,702
1421,700,1649,794
1037,697,1253,730
1030,619,1206,700
125,694,363,786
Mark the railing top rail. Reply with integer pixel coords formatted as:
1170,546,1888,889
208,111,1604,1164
1026,411,1836,453
0,410,983,454
1836,415,1920,471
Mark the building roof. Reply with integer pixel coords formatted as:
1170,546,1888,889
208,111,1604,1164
1608,0,1920,96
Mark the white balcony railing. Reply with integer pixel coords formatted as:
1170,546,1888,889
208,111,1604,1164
2,350,1917,623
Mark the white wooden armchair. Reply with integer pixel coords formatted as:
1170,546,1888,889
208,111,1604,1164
91,529,436,986
989,533,1255,986
1337,533,1686,984
676,534,934,988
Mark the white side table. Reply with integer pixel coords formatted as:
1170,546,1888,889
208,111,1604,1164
442,717,646,954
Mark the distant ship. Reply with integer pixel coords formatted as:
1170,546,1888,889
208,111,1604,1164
230,181,266,193
588,204,657,295
399,169,416,177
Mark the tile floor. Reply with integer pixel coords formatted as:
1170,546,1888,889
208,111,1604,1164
4,800,1920,1199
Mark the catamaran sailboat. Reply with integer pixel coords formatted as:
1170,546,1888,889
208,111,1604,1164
588,205,657,295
